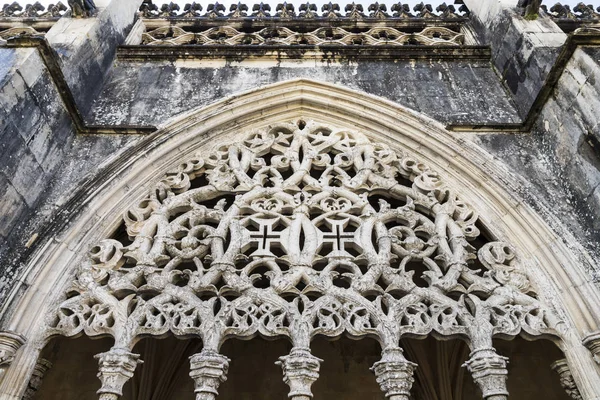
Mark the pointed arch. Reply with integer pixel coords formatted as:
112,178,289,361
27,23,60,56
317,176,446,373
1,79,599,399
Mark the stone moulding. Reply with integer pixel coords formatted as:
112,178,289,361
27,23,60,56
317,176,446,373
0,79,599,399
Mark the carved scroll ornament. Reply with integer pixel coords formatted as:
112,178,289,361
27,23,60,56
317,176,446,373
47,120,563,398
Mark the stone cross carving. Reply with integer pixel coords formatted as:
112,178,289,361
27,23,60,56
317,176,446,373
47,119,565,399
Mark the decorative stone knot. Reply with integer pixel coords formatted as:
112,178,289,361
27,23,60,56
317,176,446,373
463,348,509,400
276,347,322,400
370,347,417,400
551,359,583,400
95,348,143,400
189,349,230,400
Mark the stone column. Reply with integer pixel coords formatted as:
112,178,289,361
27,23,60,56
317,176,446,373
551,359,583,400
0,331,26,383
276,347,322,400
189,349,230,400
370,346,417,400
94,348,143,400
463,347,509,400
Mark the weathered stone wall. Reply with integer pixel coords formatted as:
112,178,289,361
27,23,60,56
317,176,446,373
88,58,521,127
0,0,142,308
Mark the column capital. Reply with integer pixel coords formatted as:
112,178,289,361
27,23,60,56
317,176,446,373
551,359,583,400
0,331,25,368
371,347,417,400
276,347,322,400
95,347,143,399
582,332,600,365
463,347,509,400
22,358,52,400
189,349,230,400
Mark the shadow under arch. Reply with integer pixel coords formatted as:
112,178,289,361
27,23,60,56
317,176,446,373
1,78,599,399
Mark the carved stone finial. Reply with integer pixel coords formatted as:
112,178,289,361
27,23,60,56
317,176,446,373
517,0,542,20
463,348,509,400
276,347,322,400
68,0,96,17
0,331,26,381
95,348,143,400
582,331,600,364
370,347,417,400
551,359,583,400
189,349,230,400
22,358,52,400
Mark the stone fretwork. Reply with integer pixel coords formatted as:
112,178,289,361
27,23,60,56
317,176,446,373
551,359,582,400
189,349,230,400
141,25,465,47
22,358,52,400
94,348,142,400
276,347,322,400
463,348,509,400
0,331,26,381
371,347,416,400
48,120,565,398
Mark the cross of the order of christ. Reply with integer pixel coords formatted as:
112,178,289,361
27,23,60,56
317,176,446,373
320,217,359,259
248,218,283,258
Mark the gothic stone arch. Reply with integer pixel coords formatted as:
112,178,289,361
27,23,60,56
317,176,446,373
1,79,599,400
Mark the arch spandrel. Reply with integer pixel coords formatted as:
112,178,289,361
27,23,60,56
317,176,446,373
1,79,599,400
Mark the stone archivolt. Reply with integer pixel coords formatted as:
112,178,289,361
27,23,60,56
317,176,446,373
141,25,464,46
48,120,564,399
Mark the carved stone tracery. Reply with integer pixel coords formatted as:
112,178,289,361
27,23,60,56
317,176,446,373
47,120,563,398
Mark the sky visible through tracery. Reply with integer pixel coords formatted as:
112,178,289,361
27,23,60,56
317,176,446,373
27,0,595,13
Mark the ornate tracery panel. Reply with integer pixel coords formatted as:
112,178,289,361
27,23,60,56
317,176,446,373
48,120,563,400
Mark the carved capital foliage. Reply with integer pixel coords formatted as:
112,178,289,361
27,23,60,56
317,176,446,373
276,347,322,399
48,119,562,380
370,347,416,400
189,349,230,400
95,348,142,398
463,348,508,399
551,359,582,400
582,331,600,364
0,331,25,369
22,358,52,400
